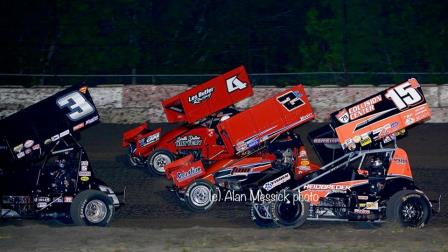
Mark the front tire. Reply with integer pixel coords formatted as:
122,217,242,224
386,190,431,228
270,190,309,228
147,149,175,176
70,190,114,227
184,180,217,212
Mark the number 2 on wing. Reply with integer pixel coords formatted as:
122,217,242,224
56,91,95,121
277,91,304,111
385,82,422,110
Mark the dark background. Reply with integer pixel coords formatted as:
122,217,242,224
1,0,447,85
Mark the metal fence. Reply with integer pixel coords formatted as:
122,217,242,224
0,72,447,87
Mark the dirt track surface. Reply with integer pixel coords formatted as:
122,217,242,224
1,123,448,251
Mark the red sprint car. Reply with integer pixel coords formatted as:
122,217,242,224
122,66,253,175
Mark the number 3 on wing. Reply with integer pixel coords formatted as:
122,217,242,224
56,91,95,121
385,82,422,110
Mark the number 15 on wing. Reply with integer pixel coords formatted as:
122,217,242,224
385,81,423,110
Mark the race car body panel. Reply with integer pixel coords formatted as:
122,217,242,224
217,84,315,155
331,78,431,150
0,85,99,163
163,65,253,124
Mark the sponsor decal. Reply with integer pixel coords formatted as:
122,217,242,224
13,144,23,153
405,116,415,126
63,196,73,203
348,95,382,121
358,195,369,200
354,209,371,214
304,184,351,191
78,171,91,177
37,197,50,202
37,202,47,208
246,138,259,148
54,197,63,203
393,157,408,165
80,176,90,182
44,139,52,145
176,167,202,182
31,144,40,150
17,152,25,159
336,109,350,124
188,88,214,104
85,115,99,125
300,160,310,166
366,201,379,210
236,141,248,152
140,132,160,147
24,148,32,155
299,166,311,171
73,122,85,131
360,136,372,147
24,140,34,148
352,135,361,143
300,113,314,121
263,173,291,191
81,161,89,171
175,135,202,147
312,138,340,144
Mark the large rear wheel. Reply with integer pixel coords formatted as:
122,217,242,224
386,190,431,228
70,190,114,226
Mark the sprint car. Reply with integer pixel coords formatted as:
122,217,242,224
250,78,436,228
164,85,317,212
122,65,253,175
0,85,120,226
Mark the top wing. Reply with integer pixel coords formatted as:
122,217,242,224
217,85,315,155
330,78,431,150
162,65,253,124
0,85,99,162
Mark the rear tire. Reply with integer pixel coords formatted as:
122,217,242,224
70,190,114,227
386,190,431,228
147,149,175,176
184,180,217,212
270,190,309,228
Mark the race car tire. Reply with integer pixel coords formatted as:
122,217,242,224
184,179,217,212
250,204,277,228
70,190,114,227
270,190,309,228
386,190,431,228
147,149,175,176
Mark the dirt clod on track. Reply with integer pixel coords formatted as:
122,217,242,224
1,123,448,251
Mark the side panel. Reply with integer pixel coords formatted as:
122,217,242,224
331,78,431,150
217,85,314,155
162,66,253,123
0,85,99,163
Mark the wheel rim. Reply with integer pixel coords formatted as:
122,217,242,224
190,185,212,207
152,153,172,173
399,198,425,226
276,193,301,222
84,199,108,224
